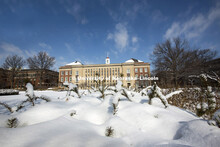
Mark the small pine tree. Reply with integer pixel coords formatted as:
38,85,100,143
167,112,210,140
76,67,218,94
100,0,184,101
105,126,114,137
7,117,19,128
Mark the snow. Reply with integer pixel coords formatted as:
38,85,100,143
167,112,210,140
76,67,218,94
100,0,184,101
66,61,82,65
0,89,220,146
125,59,143,63
0,89,19,95
68,83,77,90
26,83,34,98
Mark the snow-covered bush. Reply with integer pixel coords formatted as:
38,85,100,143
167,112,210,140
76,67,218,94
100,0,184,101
66,83,81,98
112,92,120,115
93,78,113,99
112,80,132,101
143,82,182,108
6,117,19,128
147,82,168,108
111,80,133,115
0,89,19,95
17,83,51,111
195,74,217,119
212,109,220,128
167,88,200,111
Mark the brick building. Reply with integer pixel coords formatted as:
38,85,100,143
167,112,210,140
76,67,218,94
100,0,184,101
0,68,11,89
59,57,151,89
14,69,59,89
0,68,58,89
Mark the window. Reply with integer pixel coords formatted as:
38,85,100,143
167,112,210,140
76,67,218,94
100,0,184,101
135,68,138,73
135,74,138,79
65,77,68,82
144,68,147,72
140,68,143,72
65,71,68,75
76,75,79,83
140,74,143,79
69,77,72,82
61,71,64,75
69,70,72,75
127,69,130,73
145,74,148,78
76,71,79,75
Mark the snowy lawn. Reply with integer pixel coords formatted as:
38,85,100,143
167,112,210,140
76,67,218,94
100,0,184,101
0,90,220,147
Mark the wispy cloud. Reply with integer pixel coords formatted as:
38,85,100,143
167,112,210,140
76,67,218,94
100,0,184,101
132,36,138,44
107,23,129,52
64,43,75,54
39,42,52,50
0,42,23,55
0,42,25,66
164,2,220,39
61,0,88,25
102,0,148,22
24,50,37,57
151,10,167,23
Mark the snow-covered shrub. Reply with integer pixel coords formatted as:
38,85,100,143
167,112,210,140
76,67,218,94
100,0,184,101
16,83,51,111
0,101,14,113
112,80,132,102
195,74,217,119
112,93,120,115
66,83,81,98
147,83,168,108
212,109,220,128
6,117,19,128
111,80,133,115
144,82,182,108
93,78,113,99
105,126,114,137
0,89,19,95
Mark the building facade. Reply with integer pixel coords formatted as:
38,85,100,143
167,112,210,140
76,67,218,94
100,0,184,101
0,68,58,89
0,68,11,89
59,57,150,89
14,69,59,89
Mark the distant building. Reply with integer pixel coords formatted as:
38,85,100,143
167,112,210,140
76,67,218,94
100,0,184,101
14,69,59,89
59,57,151,89
0,68,11,89
0,68,58,89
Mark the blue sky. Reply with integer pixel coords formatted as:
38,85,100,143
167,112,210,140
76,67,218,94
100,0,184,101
0,0,220,71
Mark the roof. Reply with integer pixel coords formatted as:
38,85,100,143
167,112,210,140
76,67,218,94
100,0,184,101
66,61,83,65
125,58,143,63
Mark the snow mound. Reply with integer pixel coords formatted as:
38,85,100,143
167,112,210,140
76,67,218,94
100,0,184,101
174,120,220,147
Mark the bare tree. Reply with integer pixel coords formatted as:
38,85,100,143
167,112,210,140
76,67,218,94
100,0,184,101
152,37,216,88
2,55,25,88
27,51,55,88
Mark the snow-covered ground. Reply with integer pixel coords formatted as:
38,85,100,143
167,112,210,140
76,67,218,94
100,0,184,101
0,90,220,147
